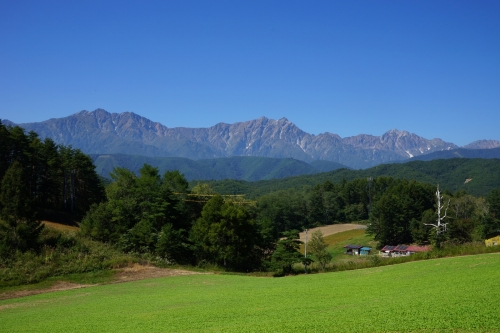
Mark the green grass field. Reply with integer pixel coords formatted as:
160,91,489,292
1,253,499,332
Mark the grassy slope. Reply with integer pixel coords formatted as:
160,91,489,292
1,254,499,332
323,229,377,260
300,228,373,259
0,221,141,289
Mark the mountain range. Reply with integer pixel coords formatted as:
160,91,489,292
3,109,500,169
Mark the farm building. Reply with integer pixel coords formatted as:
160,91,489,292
344,245,372,255
344,244,362,255
485,231,500,247
380,245,431,257
360,247,372,255
380,245,396,257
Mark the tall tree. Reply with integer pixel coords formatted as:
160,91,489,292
308,230,332,271
485,189,500,235
425,185,450,248
369,180,434,247
191,195,260,270
270,230,303,275
81,164,191,257
0,161,43,255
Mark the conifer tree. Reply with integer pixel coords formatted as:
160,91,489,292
271,230,303,275
0,161,43,254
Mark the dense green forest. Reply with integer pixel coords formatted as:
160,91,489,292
1,121,500,285
0,121,105,256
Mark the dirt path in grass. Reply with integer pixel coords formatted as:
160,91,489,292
298,223,366,242
0,265,205,301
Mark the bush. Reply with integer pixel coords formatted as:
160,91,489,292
0,234,139,288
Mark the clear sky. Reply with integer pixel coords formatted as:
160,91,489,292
1,1,499,146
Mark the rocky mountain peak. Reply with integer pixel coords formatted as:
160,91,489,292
463,140,500,149
8,109,493,169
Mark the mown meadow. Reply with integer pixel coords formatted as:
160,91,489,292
1,253,499,332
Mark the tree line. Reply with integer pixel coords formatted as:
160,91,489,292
0,121,105,256
256,176,500,248
81,164,500,272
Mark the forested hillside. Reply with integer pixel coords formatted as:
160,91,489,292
91,154,346,181
206,158,500,198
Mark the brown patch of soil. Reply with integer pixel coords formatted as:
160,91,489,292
0,281,94,301
0,265,205,301
113,264,205,283
299,223,366,242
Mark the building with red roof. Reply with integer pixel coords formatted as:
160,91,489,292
380,245,431,257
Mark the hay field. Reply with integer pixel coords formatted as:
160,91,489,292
1,254,499,332
298,223,366,242
42,221,80,233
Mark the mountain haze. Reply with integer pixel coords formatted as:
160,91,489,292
91,154,347,181
5,108,494,169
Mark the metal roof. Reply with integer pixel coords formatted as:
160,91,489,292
381,245,431,252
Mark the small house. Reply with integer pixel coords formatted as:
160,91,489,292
344,244,362,255
360,246,372,255
380,245,396,257
392,245,409,257
485,231,500,247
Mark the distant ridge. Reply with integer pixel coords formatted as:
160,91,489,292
208,158,500,198
463,140,500,150
90,154,347,181
408,147,500,161
4,108,497,168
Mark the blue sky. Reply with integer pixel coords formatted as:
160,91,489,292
1,1,499,146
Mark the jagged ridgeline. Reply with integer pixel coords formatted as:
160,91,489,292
9,108,494,169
